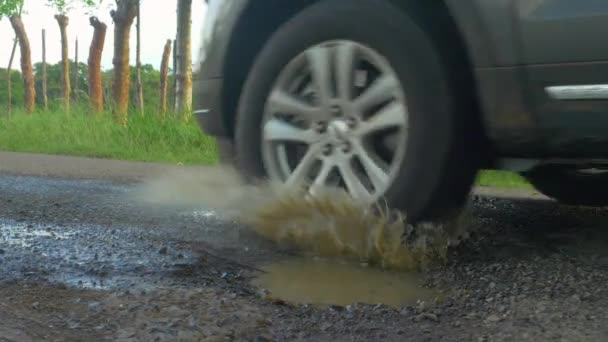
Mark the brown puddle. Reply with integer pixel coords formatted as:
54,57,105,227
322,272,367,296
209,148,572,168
252,257,437,308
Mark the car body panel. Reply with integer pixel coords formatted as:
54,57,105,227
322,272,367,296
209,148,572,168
192,78,225,137
193,0,248,137
474,66,542,156
516,0,608,64
192,0,608,161
446,0,540,155
194,0,533,146
526,61,608,157
445,0,521,67
515,0,608,157
194,0,248,79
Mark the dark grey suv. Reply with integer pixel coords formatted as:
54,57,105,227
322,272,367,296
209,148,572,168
193,0,608,222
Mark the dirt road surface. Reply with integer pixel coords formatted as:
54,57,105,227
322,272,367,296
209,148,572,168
1,151,607,341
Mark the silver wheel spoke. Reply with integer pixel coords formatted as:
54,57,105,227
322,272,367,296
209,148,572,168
335,42,357,101
264,119,319,144
310,161,334,194
286,144,322,187
268,89,318,117
359,102,407,136
306,46,333,104
353,141,389,191
354,74,399,112
338,159,371,200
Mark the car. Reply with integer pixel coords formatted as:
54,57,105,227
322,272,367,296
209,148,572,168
193,0,608,223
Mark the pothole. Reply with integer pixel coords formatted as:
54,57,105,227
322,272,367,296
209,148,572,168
133,166,473,308
252,257,437,308
0,221,76,248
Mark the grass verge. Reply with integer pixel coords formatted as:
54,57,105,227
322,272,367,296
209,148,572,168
0,109,531,189
476,169,531,189
0,109,218,165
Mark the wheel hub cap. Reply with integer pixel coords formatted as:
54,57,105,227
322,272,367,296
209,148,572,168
328,119,350,141
261,40,409,204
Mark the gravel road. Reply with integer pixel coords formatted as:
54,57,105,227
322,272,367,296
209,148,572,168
0,151,607,341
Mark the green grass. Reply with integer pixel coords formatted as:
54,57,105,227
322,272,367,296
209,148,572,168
0,108,531,189
0,108,219,165
476,169,531,189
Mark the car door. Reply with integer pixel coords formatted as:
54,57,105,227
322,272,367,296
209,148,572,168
516,0,608,157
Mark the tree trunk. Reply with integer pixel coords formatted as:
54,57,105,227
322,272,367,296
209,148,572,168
172,38,177,111
159,39,172,117
42,29,48,111
9,15,35,114
175,0,192,119
88,16,107,113
55,14,71,114
7,36,18,117
135,0,144,116
74,37,79,101
110,0,138,124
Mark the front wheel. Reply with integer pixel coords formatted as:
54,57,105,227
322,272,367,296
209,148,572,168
234,0,482,223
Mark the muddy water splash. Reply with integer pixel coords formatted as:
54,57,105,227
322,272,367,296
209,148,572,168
241,187,454,271
133,165,468,271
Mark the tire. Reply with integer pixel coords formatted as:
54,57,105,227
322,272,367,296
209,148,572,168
214,137,236,165
234,0,482,223
525,166,608,206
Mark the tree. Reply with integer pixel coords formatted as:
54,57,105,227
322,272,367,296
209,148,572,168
172,37,176,108
42,29,48,110
0,68,23,108
6,5,36,113
88,16,107,113
110,0,137,124
128,63,158,112
134,0,143,115
159,39,171,117
34,62,62,106
34,60,86,109
2,0,35,113
29,60,166,115
46,0,95,113
175,0,192,118
73,37,79,100
6,36,18,116
54,13,71,112
0,67,24,110
80,0,108,113
0,0,23,18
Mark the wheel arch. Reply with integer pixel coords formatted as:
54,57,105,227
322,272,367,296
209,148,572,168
220,0,318,137
220,0,492,160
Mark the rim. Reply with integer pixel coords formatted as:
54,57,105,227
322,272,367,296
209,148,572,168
261,40,409,203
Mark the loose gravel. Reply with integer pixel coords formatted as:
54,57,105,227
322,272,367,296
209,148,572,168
1,169,607,341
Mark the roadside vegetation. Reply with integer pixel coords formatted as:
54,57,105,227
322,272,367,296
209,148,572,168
0,108,218,165
0,0,208,162
476,169,531,189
